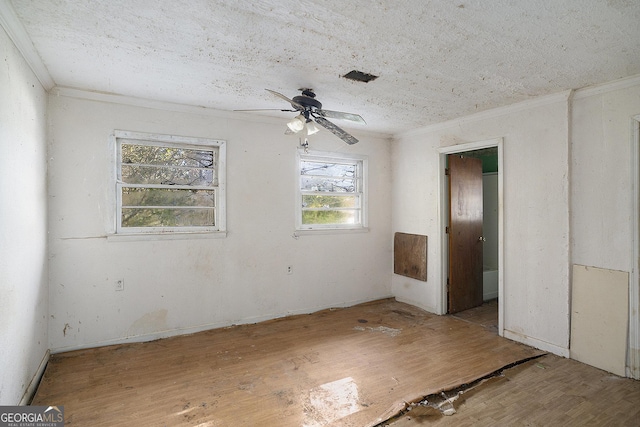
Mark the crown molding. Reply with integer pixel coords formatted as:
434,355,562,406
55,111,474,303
52,86,250,119
396,73,640,140
573,73,640,99
0,1,54,90
51,86,391,139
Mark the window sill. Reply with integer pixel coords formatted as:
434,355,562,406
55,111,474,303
107,231,227,242
293,227,369,237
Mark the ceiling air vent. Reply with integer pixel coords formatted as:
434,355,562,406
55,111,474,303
342,70,378,83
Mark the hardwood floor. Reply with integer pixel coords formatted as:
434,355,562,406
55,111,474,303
451,298,498,333
32,298,542,426
383,353,640,427
384,300,640,427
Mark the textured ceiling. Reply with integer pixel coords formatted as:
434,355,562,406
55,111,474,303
8,0,640,134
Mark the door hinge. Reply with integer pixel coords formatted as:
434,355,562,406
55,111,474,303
447,278,450,291
445,168,449,176
445,226,449,234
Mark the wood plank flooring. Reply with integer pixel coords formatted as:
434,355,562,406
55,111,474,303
451,298,498,333
385,300,640,427
32,298,542,426
384,354,640,427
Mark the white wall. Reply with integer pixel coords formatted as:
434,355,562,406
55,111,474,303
571,77,640,376
483,173,499,301
391,93,572,355
0,27,49,404
483,173,499,271
47,91,393,352
571,81,638,272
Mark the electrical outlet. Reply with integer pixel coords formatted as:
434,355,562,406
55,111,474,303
115,279,124,291
287,265,293,275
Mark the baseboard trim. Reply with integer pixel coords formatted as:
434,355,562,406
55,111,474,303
483,291,498,301
50,295,394,354
19,349,50,405
503,329,569,358
394,296,438,315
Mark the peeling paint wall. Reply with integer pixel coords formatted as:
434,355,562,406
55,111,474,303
0,27,49,404
46,93,393,352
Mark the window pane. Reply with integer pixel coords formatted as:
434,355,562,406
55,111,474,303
300,161,356,178
302,209,359,225
122,144,215,169
122,188,215,207
301,176,355,193
122,165,214,186
116,133,225,234
122,208,215,227
298,154,366,229
302,195,357,209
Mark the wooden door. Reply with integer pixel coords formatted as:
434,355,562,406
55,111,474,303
448,154,483,314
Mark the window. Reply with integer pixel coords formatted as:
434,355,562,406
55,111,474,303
114,131,225,234
297,150,367,231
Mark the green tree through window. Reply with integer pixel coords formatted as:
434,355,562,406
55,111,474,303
115,131,225,233
297,152,367,230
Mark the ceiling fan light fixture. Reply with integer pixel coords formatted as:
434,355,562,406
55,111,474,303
306,120,319,135
264,89,363,144
287,114,306,133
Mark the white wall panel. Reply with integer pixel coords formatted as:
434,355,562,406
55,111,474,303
0,27,49,404
47,94,393,352
571,79,640,378
571,265,628,376
571,84,639,272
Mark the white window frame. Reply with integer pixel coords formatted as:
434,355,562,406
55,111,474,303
114,130,226,235
296,149,368,232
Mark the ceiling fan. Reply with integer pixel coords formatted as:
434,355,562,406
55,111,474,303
239,89,365,145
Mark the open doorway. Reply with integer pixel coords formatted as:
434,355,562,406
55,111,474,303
438,139,504,335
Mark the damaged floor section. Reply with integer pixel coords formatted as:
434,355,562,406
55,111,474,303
33,299,543,426
378,355,546,425
381,353,640,426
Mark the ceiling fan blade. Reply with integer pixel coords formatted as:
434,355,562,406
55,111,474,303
234,108,297,112
313,116,359,145
316,109,366,124
265,89,305,110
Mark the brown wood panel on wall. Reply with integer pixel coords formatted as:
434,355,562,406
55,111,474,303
394,232,427,281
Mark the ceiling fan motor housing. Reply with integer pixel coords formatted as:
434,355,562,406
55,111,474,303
260,88,362,144
292,94,322,110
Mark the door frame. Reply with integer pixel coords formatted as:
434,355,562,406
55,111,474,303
630,115,640,379
437,138,504,335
